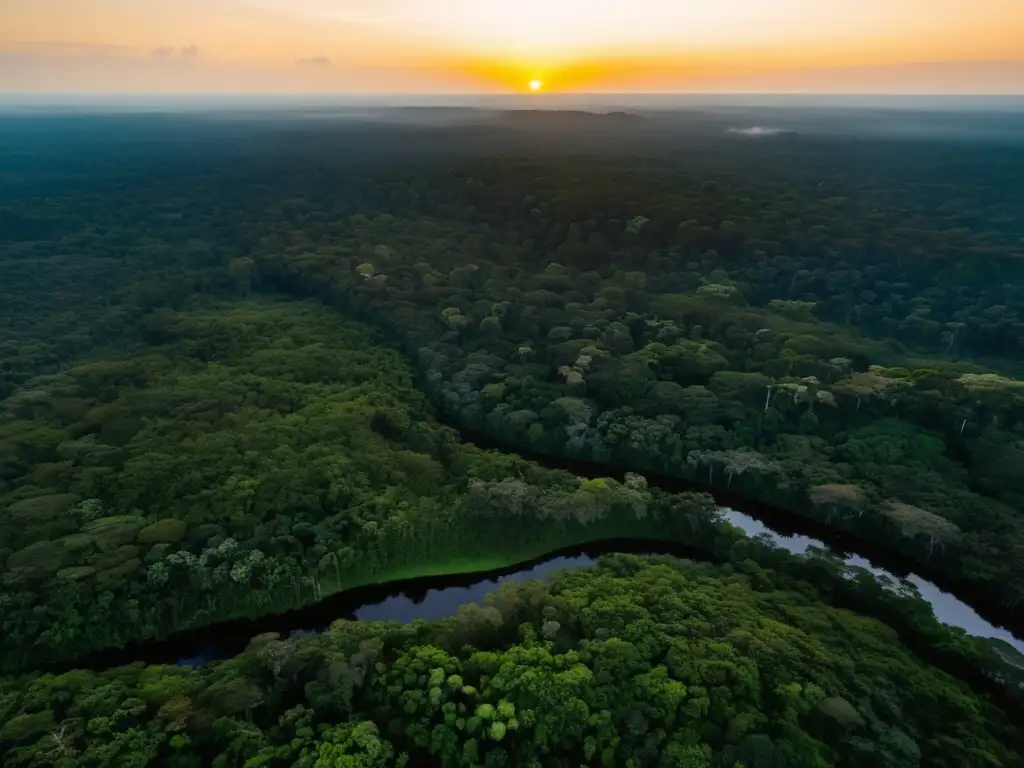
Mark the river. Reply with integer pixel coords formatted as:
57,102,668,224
162,503,1023,668
340,508,1024,653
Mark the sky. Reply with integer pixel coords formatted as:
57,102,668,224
2,0,1023,94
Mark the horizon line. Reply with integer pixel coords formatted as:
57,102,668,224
3,91,1024,98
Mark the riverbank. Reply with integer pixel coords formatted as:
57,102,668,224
3,296,1020,707
51,509,1024,715
262,264,1024,622
7,553,1021,767
447,420,1024,639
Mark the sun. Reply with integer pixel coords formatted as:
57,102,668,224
529,79,543,92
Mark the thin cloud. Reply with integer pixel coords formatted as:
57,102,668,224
296,56,332,67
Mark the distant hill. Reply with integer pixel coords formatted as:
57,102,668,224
496,109,647,125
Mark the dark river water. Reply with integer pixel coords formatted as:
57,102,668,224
344,508,1022,654
716,509,1024,654
161,503,1022,668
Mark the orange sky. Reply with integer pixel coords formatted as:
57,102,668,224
1,0,1023,93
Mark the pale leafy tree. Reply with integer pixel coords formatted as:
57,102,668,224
467,477,536,517
880,499,961,557
833,365,909,411
624,472,648,493
807,484,864,523
697,283,737,300
230,560,252,585
557,365,586,390
816,390,838,408
541,619,561,639
827,357,853,381
774,381,810,409
687,449,775,488
258,637,296,677
953,374,1024,439
146,561,170,587
956,373,1024,416
722,451,778,488
956,372,1024,393
687,449,730,483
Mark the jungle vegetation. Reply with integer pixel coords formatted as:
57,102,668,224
250,127,1024,611
0,297,653,669
4,297,1015,694
1,555,1022,768
2,110,1024,764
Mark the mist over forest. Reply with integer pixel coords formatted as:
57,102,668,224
2,102,1024,766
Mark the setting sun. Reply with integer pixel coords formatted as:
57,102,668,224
0,0,1022,93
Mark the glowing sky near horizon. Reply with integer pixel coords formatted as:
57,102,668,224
1,0,1022,93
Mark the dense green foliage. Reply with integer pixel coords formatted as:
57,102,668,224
1,298,673,669
1,555,1021,768
250,147,1024,609
0,132,240,400
2,296,1018,694
3,113,1024,764
4,115,1024,609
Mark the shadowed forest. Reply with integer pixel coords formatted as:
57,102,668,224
1,108,1024,766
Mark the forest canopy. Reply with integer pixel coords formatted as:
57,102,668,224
2,111,1023,765
1,555,1021,768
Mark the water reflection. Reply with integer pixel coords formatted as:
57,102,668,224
355,556,594,622
335,507,1023,655
166,505,1022,668
720,508,1024,653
